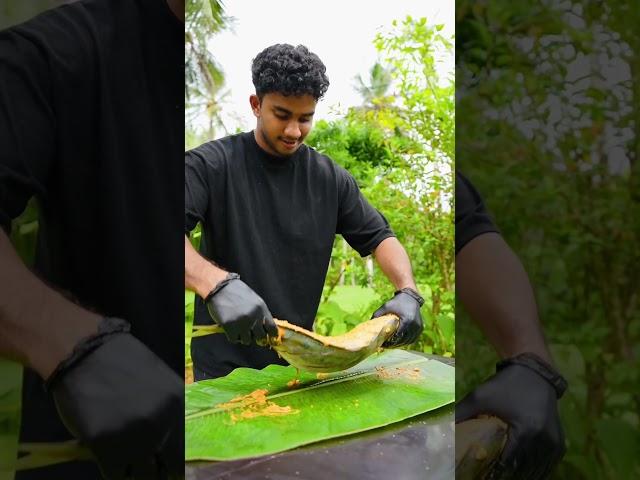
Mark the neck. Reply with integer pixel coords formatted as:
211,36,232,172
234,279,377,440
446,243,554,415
253,129,282,158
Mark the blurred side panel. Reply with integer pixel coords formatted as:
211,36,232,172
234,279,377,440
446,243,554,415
456,0,639,478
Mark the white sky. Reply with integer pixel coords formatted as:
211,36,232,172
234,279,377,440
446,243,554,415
205,0,454,134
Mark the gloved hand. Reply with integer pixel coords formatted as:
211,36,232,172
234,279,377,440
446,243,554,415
47,317,183,480
372,288,424,347
456,354,567,479
205,273,277,345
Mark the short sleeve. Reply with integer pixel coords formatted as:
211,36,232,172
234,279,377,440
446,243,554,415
336,169,394,257
0,28,56,233
184,149,210,234
455,171,499,254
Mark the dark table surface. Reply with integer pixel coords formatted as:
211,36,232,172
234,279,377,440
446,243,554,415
186,355,455,480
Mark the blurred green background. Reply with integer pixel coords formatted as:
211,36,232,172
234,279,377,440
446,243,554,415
456,1,640,478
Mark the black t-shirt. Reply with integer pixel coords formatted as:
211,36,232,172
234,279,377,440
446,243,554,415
185,131,394,377
455,171,499,254
0,0,183,475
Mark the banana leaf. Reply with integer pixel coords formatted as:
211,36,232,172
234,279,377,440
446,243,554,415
186,349,455,461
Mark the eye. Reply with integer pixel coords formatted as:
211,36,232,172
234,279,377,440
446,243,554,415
300,118,311,123
275,113,288,120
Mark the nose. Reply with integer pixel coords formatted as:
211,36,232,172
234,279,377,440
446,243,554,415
284,121,301,139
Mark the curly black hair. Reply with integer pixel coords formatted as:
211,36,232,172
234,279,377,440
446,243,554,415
251,44,330,100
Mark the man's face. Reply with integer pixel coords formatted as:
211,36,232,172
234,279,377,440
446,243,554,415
250,92,317,157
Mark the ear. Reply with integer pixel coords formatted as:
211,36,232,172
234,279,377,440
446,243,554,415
249,94,261,117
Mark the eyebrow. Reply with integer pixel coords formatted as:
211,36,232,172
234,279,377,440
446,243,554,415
273,106,315,117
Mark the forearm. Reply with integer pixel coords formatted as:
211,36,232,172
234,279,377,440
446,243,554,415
0,230,100,379
373,236,418,291
456,232,552,364
184,235,227,299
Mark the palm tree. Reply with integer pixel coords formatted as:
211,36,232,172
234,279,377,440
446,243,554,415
185,0,232,138
353,62,394,110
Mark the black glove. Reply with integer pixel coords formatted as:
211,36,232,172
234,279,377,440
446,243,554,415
47,317,183,480
205,273,277,345
455,353,567,479
372,287,424,347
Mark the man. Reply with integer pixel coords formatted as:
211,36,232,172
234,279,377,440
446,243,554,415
185,43,424,380
0,0,185,478
455,171,567,479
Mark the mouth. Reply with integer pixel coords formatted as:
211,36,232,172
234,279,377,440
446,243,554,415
279,138,298,150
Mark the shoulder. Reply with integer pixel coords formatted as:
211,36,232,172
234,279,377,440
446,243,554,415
299,143,351,181
2,1,105,57
0,0,154,76
455,170,486,219
186,132,249,168
300,145,363,198
455,170,499,253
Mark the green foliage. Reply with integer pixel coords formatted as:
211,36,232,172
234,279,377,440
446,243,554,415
314,286,380,334
185,0,232,143
306,118,394,185
352,62,394,109
305,118,455,356
305,17,454,356
373,16,455,160
456,2,640,477
185,0,227,99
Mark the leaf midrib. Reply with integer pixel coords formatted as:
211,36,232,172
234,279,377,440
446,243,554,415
185,357,432,420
